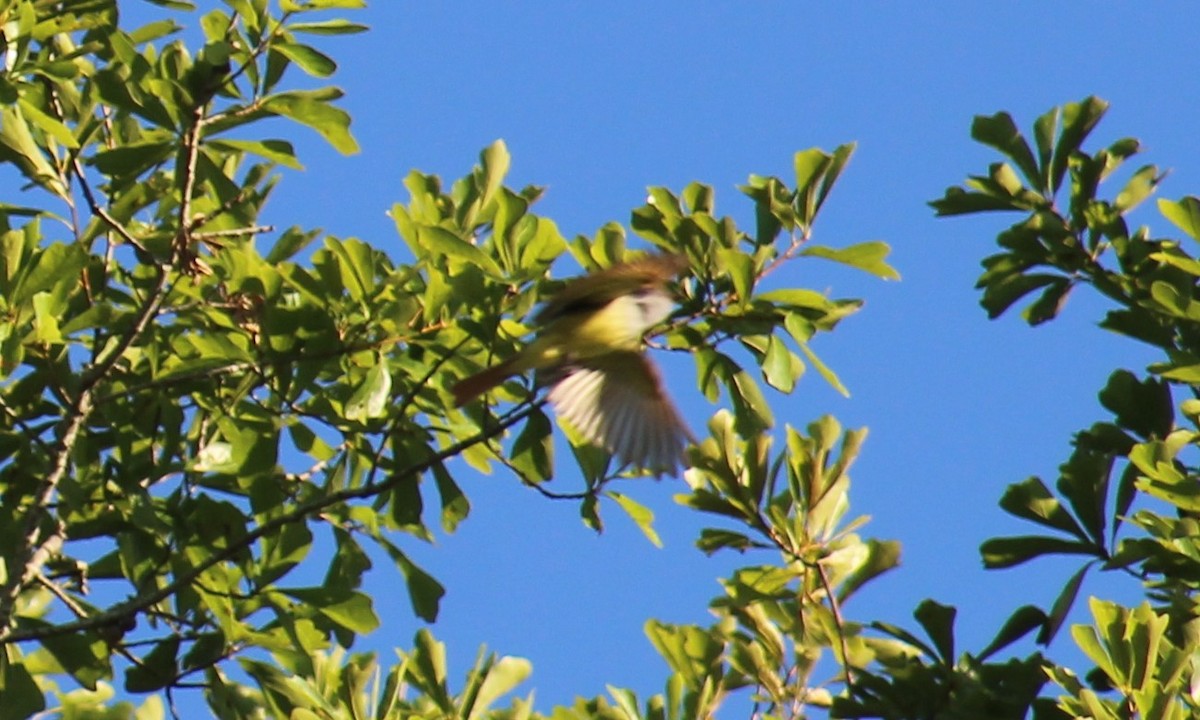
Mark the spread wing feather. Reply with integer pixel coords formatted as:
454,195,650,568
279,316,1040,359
547,352,693,476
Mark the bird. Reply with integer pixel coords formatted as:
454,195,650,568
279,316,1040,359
452,253,695,475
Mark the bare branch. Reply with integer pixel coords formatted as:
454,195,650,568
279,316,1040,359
191,225,273,241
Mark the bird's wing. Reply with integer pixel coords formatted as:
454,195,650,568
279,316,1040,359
546,351,694,476
534,253,688,325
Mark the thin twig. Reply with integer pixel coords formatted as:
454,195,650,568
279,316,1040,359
815,560,855,693
191,225,273,241
175,105,205,259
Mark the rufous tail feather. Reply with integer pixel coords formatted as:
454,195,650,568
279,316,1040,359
451,358,520,407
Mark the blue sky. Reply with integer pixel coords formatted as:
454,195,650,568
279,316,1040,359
132,1,1200,713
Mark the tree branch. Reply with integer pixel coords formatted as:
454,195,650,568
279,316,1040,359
0,402,541,645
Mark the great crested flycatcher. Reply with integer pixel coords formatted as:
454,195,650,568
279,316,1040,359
452,253,695,476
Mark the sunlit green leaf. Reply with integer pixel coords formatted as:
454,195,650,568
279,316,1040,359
282,587,380,635
1158,196,1200,241
263,89,359,154
286,19,370,35
609,492,662,548
208,138,304,170
798,341,848,397
345,357,392,422
273,41,337,78
799,241,900,280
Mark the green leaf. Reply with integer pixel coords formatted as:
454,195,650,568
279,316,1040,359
467,656,532,720
980,535,1096,569
266,226,322,264
1032,106,1059,191
840,538,901,600
478,140,510,212
580,493,603,533
18,96,79,149
31,291,63,343
388,474,424,532
730,366,774,432
1051,96,1109,194
432,462,470,533
978,272,1061,320
326,235,377,301
404,629,453,710
282,587,379,635
323,529,369,592
755,287,833,310
695,528,764,555
682,181,714,214
799,241,899,280
793,144,855,226
0,104,68,198
1021,277,1072,325
286,19,370,35
644,621,722,691
208,138,303,170
1158,196,1200,241
978,605,1048,661
716,247,754,308
869,620,939,661
24,242,84,308
0,658,45,718
417,225,504,278
1098,370,1172,440
345,357,392,422
384,546,445,622
1113,164,1162,213
1057,448,1119,546
914,600,956,665
929,186,1028,216
263,89,358,154
125,637,181,692
971,111,1040,190
90,141,175,177
760,334,796,393
1038,562,1092,645
273,41,337,78
798,341,848,397
998,476,1087,539
511,407,553,482
609,492,662,548
29,620,111,689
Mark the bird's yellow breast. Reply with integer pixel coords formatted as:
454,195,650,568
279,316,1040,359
522,291,667,368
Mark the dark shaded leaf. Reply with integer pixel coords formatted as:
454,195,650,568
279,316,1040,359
971,111,1041,191
1098,370,1173,440
1037,562,1093,645
125,637,180,692
998,476,1087,539
981,535,1097,569
979,605,1048,661
914,599,956,664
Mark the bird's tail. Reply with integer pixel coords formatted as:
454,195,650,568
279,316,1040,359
451,357,522,407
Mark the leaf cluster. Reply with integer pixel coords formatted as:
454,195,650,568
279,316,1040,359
0,2,908,718
922,97,1200,717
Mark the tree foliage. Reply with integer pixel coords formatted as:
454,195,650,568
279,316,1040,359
2,2,1199,719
